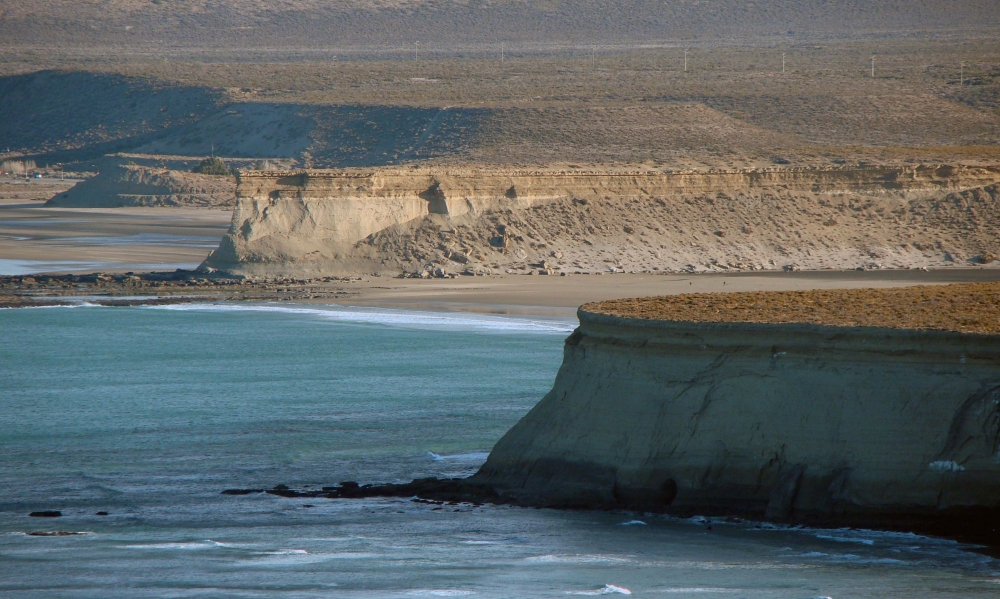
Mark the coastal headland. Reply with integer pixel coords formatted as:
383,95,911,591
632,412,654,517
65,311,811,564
212,281,1000,550
472,285,1000,541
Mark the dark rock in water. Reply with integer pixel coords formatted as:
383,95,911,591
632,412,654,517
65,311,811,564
29,511,61,518
96,512,109,516
223,478,505,505
27,531,86,536
220,477,1000,553
267,485,305,498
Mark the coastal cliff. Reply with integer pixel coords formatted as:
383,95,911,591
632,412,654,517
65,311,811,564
202,164,1000,276
473,289,1000,529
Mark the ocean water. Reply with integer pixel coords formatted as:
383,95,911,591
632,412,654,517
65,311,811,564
1,303,999,598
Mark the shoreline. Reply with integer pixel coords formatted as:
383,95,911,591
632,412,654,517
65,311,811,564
220,477,1000,557
4,268,1000,316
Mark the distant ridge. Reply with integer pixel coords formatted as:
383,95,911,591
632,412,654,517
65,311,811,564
2,1,999,48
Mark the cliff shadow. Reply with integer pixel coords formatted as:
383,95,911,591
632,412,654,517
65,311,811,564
0,70,224,164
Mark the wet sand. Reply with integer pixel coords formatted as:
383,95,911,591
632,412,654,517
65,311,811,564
0,196,231,275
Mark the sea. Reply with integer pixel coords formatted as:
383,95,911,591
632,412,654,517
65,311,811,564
2,302,999,598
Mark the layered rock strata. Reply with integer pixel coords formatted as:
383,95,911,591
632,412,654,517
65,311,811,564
203,164,1000,276
473,302,1000,530
46,160,236,208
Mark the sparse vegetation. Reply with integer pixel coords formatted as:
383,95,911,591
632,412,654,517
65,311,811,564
0,38,997,168
588,283,1000,334
192,157,231,176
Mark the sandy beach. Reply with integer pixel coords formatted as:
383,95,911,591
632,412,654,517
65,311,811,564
7,267,1000,317
0,194,232,275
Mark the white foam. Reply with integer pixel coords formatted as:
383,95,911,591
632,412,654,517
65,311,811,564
145,302,576,333
406,591,475,597
527,554,631,564
262,549,310,555
568,584,632,595
2,302,96,310
814,534,875,546
120,541,218,550
651,589,737,594
619,520,647,526
428,451,491,461
459,540,497,545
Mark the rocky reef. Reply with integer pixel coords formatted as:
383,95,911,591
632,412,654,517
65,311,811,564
203,164,1000,277
472,292,1000,535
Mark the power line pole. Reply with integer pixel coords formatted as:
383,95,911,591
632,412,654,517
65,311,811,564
684,49,689,72
501,43,504,63
414,41,419,61
871,55,875,78
961,61,965,86
591,45,596,68
782,52,786,73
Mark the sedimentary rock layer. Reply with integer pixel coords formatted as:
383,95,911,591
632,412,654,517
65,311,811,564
46,160,235,208
203,164,1000,276
473,306,1000,528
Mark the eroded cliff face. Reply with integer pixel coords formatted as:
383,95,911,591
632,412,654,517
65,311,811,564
203,164,1000,276
474,311,1000,526
47,161,236,208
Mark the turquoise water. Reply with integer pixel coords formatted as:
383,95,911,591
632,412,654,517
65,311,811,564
2,303,999,597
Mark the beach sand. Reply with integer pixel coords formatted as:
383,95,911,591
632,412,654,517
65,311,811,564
322,270,1000,317
0,195,232,274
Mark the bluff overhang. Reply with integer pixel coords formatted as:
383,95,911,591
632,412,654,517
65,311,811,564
473,310,1000,527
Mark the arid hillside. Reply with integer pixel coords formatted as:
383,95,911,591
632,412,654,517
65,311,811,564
3,37,1000,169
0,71,223,163
2,1,998,48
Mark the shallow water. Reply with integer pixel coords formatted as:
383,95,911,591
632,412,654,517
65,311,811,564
2,303,999,597
0,258,200,275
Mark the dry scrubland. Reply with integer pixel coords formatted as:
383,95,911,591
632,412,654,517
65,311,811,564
1,2,999,277
3,1,998,48
2,40,999,168
589,283,1000,334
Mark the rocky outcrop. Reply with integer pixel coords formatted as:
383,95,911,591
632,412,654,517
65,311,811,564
203,164,1000,276
473,309,1000,529
46,158,235,208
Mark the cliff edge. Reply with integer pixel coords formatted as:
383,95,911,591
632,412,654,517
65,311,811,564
202,164,1000,276
473,284,1000,535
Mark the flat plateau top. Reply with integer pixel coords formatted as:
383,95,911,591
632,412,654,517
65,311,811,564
584,282,1000,334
